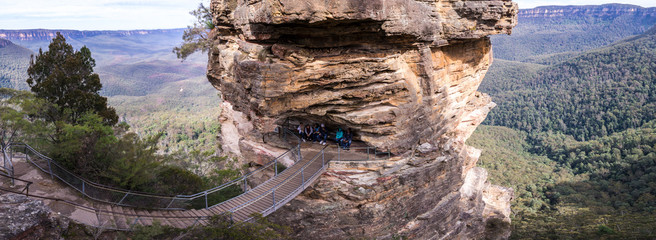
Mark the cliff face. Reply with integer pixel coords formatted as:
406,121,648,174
207,0,517,239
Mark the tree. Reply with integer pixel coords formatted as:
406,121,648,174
173,3,214,60
0,88,50,149
26,32,118,126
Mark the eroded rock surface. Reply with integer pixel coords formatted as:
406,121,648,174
0,193,69,240
207,0,517,239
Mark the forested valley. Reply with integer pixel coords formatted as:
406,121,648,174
471,4,656,239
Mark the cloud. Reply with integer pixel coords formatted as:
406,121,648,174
1,0,654,30
0,0,204,30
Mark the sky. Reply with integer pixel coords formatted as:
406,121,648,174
0,0,655,31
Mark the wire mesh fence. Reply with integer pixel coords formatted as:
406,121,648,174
6,142,301,210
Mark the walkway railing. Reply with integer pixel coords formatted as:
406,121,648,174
1,144,14,184
0,171,31,194
0,142,331,230
0,180,210,231
175,144,301,209
226,145,329,222
3,142,301,210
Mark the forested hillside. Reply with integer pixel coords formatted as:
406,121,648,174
474,4,656,238
485,27,656,141
0,29,214,155
0,39,32,90
469,125,656,239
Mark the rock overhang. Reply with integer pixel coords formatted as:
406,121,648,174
208,0,518,154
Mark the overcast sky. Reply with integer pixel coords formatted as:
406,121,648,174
0,0,655,30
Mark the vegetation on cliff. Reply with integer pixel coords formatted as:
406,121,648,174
486,31,656,141
2,33,239,196
470,124,656,239
474,8,656,238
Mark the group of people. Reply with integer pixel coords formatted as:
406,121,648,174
297,123,352,149
298,123,329,145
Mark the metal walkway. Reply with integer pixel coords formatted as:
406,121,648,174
1,141,331,230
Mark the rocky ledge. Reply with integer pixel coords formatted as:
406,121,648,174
0,193,69,240
207,0,517,239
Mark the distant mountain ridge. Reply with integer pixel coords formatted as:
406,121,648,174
492,4,656,61
519,4,656,18
0,29,185,42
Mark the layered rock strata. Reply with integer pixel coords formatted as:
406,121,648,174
207,0,517,239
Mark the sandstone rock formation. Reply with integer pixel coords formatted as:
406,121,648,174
0,193,69,240
207,0,517,238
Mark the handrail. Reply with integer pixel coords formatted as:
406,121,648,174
227,145,329,222
6,140,302,210
0,171,31,195
1,144,15,184
1,139,331,229
176,144,300,198
0,185,210,231
16,143,174,197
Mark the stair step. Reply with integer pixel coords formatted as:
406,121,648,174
95,204,116,229
149,210,175,228
111,206,130,230
161,210,187,229
134,209,153,226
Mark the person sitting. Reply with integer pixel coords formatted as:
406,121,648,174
304,124,314,142
318,124,328,145
341,128,353,150
335,128,344,146
312,124,321,143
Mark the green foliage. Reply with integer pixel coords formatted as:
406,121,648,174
467,126,577,214
27,32,118,126
173,3,214,60
130,221,181,240
0,88,50,149
597,224,616,235
150,165,205,195
102,132,162,190
470,123,656,238
108,75,221,154
50,113,117,177
485,32,656,141
276,162,287,174
185,214,291,240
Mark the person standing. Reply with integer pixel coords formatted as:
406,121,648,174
298,124,306,142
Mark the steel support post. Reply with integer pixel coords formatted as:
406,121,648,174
204,191,208,209
47,158,54,179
